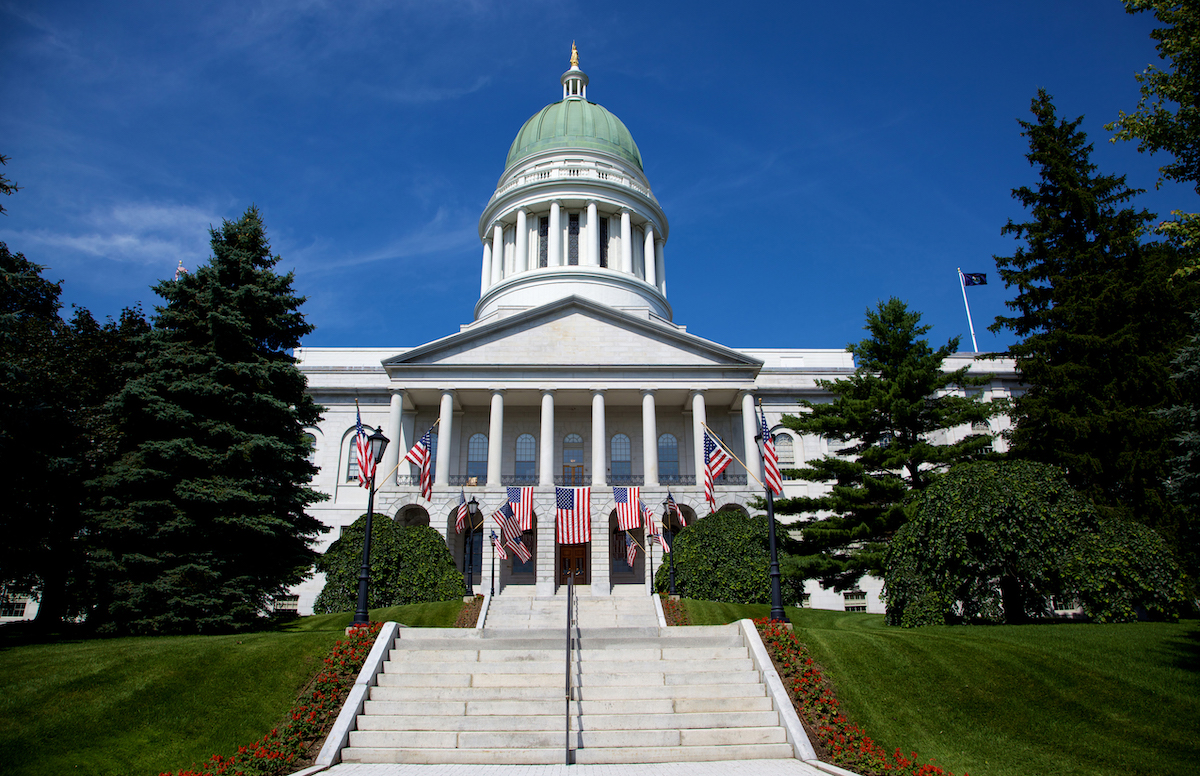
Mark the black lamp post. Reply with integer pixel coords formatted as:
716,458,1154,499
662,500,676,597
463,497,480,595
755,429,789,624
352,426,390,628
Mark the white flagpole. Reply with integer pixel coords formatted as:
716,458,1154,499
958,267,979,352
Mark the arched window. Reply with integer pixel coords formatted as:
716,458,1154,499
611,434,631,479
774,433,795,481
563,434,584,485
658,434,679,477
303,433,317,466
345,433,360,482
467,433,488,481
515,434,536,481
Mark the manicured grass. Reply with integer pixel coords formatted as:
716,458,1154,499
0,599,465,776
681,599,1200,776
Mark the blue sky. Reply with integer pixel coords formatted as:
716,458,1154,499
1,1,1192,353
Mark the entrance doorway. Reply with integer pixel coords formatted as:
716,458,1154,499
559,543,589,584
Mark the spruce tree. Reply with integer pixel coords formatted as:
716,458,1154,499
990,91,1196,569
775,298,998,590
88,207,325,634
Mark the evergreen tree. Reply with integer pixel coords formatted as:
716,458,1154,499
88,206,325,634
989,91,1196,569
775,298,998,590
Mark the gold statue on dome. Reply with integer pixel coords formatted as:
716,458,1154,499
570,41,579,68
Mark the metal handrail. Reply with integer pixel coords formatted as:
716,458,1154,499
564,570,574,765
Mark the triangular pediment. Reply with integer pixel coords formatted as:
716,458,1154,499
382,297,761,372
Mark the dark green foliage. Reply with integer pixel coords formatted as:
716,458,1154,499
989,91,1197,571
774,298,999,590
87,207,325,635
884,460,1187,626
0,238,149,626
1163,311,1200,532
313,517,463,613
653,511,802,605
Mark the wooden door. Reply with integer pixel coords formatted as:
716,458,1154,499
559,544,589,584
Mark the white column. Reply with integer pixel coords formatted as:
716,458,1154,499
487,390,504,487
691,391,707,486
741,392,762,485
400,411,415,481
515,209,528,273
381,389,404,487
435,390,455,488
491,223,504,284
644,227,657,287
586,201,599,267
642,389,658,487
620,209,633,273
480,241,492,296
549,202,562,267
539,390,555,487
655,239,666,295
591,390,606,487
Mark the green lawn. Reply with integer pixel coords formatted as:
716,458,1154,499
682,600,1200,776
0,600,464,776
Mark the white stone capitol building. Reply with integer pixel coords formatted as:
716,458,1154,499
289,50,1017,617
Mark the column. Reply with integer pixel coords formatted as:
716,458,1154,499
691,391,707,485
655,239,666,294
643,225,655,282
400,412,415,482
539,390,555,486
515,208,528,273
741,392,762,485
381,388,404,487
491,223,504,285
591,390,606,487
487,390,504,487
548,202,562,267
435,390,455,488
620,209,633,273
586,201,599,266
642,389,658,487
480,241,492,296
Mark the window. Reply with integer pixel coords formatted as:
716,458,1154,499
611,434,631,479
563,433,584,485
843,590,867,613
538,216,549,267
467,433,488,481
0,599,27,618
599,217,609,267
304,433,317,466
429,432,438,481
658,434,679,477
774,434,795,479
567,213,579,265
272,595,299,614
515,434,536,480
345,435,360,482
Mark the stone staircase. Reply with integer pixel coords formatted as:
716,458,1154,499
339,589,796,765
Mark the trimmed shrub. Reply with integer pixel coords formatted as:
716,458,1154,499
313,517,463,614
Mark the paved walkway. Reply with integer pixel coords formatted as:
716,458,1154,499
321,761,830,775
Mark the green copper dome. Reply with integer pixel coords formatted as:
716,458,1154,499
505,99,643,172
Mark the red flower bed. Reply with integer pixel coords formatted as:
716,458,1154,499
754,618,967,776
660,594,691,626
162,622,383,776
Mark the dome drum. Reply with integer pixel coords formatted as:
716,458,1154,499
476,266,671,323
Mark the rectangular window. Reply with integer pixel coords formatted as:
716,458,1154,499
599,217,609,267
843,590,867,612
1,599,27,618
273,595,299,614
538,216,549,268
514,460,536,479
568,213,579,265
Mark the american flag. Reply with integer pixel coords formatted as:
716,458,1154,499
403,427,433,500
760,404,783,496
355,407,376,489
507,486,535,531
494,502,532,563
455,490,469,534
625,532,638,567
666,491,685,527
491,530,508,560
703,431,732,511
555,486,591,545
613,487,643,530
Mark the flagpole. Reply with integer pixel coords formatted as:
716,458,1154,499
700,422,767,490
957,267,979,352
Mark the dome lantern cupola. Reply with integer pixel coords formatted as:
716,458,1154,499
474,46,671,325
